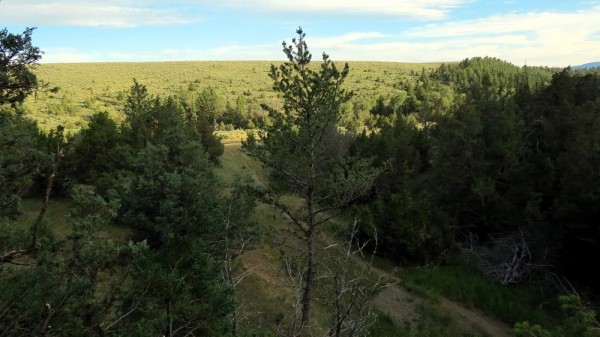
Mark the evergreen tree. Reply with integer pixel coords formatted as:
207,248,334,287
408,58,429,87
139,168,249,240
246,28,379,329
0,27,42,106
67,111,123,187
0,109,47,216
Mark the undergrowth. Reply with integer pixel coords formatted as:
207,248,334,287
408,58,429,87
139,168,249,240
399,256,559,328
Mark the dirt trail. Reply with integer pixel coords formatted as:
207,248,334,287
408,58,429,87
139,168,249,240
366,261,513,337
224,142,266,188
336,239,513,337
226,142,514,337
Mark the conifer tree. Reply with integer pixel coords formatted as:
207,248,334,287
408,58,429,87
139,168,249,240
246,28,379,330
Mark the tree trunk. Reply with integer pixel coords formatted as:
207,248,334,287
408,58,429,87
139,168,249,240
30,154,59,251
301,228,315,327
301,189,316,328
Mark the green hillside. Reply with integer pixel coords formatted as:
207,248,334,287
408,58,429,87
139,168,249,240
25,61,442,132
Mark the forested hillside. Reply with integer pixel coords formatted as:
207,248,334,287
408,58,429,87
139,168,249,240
353,57,600,280
2,27,600,337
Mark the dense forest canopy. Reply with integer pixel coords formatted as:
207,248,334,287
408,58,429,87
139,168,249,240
353,57,600,286
1,26,600,337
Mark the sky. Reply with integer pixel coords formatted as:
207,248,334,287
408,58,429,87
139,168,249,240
1,0,599,66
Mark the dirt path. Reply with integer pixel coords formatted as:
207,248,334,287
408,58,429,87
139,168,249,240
224,142,266,188
348,251,514,337
372,283,514,337
320,226,515,337
437,297,513,337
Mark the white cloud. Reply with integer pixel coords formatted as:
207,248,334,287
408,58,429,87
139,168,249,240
0,0,469,27
40,48,98,63
30,2,600,66
406,6,600,39
206,0,469,20
0,0,196,27
396,6,600,66
45,44,281,63
308,32,389,52
281,7,598,67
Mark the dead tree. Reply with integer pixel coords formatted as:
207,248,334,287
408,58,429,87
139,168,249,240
320,219,389,337
468,230,551,285
278,219,390,337
279,257,309,337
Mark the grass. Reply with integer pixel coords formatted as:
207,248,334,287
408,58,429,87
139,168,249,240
399,259,559,328
216,130,249,144
216,142,301,334
370,310,412,337
370,307,488,337
13,196,131,241
25,61,442,132
15,197,73,237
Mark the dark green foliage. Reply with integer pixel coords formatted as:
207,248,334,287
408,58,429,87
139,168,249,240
1,43,238,334
183,92,225,161
0,108,48,216
125,78,151,116
353,117,449,263
0,27,42,106
196,86,225,125
423,58,550,239
126,83,225,162
109,89,236,334
355,58,600,284
114,141,221,246
66,111,126,194
514,295,600,337
109,81,226,246
123,240,233,336
518,70,600,286
431,93,525,237
109,108,237,334
251,28,376,205
1,186,233,336
68,80,224,193
0,187,123,336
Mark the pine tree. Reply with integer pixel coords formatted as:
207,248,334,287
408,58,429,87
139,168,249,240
246,28,379,330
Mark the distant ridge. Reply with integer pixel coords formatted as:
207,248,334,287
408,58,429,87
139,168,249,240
572,62,600,69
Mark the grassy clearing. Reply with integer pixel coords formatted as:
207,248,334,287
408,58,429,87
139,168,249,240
216,143,295,334
216,130,251,144
14,197,73,237
13,196,131,241
216,142,267,186
399,260,559,328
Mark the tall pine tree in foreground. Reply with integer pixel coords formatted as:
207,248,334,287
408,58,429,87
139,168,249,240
246,28,379,332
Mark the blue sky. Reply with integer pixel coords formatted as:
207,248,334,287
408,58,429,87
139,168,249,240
1,0,598,66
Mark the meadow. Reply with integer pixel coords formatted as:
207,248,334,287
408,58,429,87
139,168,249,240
25,61,441,132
